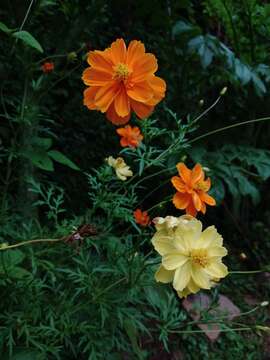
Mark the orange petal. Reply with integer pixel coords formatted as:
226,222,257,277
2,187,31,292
191,163,204,185
173,192,190,210
146,75,166,106
110,38,127,64
203,178,211,192
87,50,113,73
82,67,112,86
171,176,186,192
106,103,130,125
127,81,153,103
127,40,146,69
130,99,154,119
201,202,206,214
176,163,192,184
131,53,158,82
114,85,130,117
199,192,216,206
192,192,202,211
83,87,99,110
95,82,119,112
186,202,197,217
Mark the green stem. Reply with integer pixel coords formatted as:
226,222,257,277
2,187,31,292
92,277,126,301
189,117,270,144
0,238,64,251
168,327,252,334
229,269,264,274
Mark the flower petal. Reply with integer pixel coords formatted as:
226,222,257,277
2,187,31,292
176,163,192,184
106,103,130,125
172,192,190,210
131,53,158,82
127,81,153,103
162,253,188,270
191,163,204,185
173,261,191,291
152,231,176,255
127,40,146,69
110,38,127,64
155,264,174,283
130,99,154,119
186,202,197,217
114,85,130,117
83,87,99,110
208,246,228,258
95,82,120,112
204,261,228,278
191,265,211,289
192,191,202,211
82,67,112,86
199,191,216,206
87,50,113,73
171,176,186,192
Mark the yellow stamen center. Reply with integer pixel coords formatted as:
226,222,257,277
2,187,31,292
190,249,209,267
113,63,130,80
196,181,208,192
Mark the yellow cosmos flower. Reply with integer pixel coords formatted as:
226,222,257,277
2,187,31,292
151,215,228,298
106,156,133,181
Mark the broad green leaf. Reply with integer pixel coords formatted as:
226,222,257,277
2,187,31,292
0,21,12,34
123,319,144,360
31,137,52,150
21,149,54,171
48,150,80,170
251,72,266,96
1,249,25,267
2,348,42,360
13,31,43,53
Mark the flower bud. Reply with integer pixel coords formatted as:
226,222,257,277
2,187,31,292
220,86,227,95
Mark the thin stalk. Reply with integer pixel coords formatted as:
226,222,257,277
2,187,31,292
189,117,270,144
0,238,64,251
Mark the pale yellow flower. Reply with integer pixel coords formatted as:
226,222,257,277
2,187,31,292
106,156,133,181
151,215,228,298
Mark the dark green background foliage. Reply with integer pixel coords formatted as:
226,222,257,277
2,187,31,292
0,0,270,359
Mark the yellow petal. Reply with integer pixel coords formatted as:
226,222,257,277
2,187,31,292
205,261,228,279
172,261,191,291
152,231,176,255
155,265,174,283
191,265,211,289
162,253,188,270
208,246,228,258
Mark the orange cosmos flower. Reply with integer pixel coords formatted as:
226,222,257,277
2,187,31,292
171,163,216,217
134,209,151,227
82,38,166,125
41,62,54,73
116,125,143,148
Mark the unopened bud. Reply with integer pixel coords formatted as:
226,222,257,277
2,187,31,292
67,52,77,63
0,242,9,249
199,99,204,107
240,252,247,260
256,325,270,332
202,166,210,172
260,301,269,307
220,86,227,96
181,155,187,162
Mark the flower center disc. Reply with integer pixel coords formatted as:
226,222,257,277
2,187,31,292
190,249,209,267
113,63,130,80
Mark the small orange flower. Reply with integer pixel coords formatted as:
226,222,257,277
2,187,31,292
116,125,143,148
82,38,166,125
171,163,216,217
41,62,54,73
134,209,150,226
